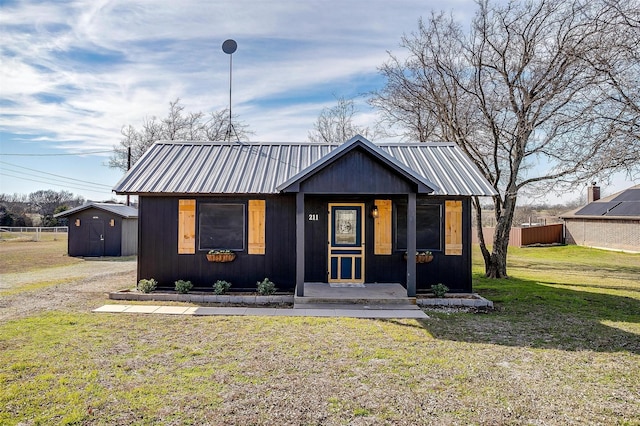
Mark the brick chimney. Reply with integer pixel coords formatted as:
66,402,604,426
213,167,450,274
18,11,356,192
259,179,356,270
587,182,600,203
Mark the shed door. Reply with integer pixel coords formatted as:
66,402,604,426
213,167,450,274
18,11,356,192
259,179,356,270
328,203,364,283
89,220,105,257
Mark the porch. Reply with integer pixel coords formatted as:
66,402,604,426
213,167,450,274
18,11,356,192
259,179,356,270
294,282,418,309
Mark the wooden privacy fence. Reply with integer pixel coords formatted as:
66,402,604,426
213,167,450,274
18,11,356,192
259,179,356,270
472,224,564,247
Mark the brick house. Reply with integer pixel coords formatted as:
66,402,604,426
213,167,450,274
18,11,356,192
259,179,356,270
560,184,640,252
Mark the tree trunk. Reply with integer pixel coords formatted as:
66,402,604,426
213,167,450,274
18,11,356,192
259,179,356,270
485,241,509,279
487,192,517,278
473,197,492,270
473,192,517,279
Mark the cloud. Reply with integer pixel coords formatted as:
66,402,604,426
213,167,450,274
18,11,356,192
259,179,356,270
0,0,477,153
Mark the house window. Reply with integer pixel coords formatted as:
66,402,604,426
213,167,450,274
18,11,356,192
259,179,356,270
198,204,245,251
395,203,442,251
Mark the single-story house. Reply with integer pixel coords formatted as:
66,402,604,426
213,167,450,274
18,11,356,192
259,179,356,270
54,202,138,257
113,135,496,296
560,184,640,252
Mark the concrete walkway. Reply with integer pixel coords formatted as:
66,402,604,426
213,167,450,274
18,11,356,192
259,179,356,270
93,304,428,319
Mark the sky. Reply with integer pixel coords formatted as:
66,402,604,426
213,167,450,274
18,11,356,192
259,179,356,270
0,0,636,204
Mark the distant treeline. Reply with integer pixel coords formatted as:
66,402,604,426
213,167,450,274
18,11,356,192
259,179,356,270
0,190,85,227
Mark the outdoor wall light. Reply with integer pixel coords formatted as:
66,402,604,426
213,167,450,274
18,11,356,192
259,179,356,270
109,219,115,227
75,219,80,227
371,205,379,219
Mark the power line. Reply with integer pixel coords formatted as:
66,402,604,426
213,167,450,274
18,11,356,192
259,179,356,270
0,150,113,156
0,161,112,189
0,172,114,195
1,167,112,192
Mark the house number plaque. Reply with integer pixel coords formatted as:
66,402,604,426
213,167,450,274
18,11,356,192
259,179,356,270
308,214,319,221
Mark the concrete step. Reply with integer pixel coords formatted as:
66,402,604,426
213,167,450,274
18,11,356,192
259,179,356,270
297,283,415,307
293,302,420,310
294,296,417,306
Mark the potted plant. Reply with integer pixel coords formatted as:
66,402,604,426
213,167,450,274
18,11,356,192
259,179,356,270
404,251,434,263
206,249,236,263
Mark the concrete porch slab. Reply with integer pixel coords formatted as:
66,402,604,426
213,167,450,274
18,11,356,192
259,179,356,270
295,303,420,310
295,282,416,307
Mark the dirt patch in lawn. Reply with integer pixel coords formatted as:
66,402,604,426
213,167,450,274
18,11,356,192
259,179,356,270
0,242,136,323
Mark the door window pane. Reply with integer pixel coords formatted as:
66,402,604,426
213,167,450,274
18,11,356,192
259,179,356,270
331,206,361,246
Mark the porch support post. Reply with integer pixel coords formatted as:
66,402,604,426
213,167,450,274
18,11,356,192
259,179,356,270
406,192,417,297
296,191,305,297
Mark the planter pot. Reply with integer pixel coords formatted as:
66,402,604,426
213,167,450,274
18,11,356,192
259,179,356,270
206,253,236,263
403,253,434,263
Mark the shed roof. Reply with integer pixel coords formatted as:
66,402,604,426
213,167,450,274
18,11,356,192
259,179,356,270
54,202,138,219
560,184,640,220
113,136,497,197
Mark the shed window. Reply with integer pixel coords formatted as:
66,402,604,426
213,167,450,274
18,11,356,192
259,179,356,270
395,203,442,251
199,204,245,251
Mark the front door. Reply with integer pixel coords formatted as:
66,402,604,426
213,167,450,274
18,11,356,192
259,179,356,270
89,220,105,257
328,203,364,283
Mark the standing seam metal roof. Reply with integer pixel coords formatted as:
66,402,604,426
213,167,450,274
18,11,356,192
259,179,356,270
113,139,497,196
54,202,138,218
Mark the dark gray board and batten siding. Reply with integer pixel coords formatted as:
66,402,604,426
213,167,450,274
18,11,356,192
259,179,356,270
137,195,473,293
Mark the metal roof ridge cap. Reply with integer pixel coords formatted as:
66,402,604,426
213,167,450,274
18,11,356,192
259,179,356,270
376,141,457,146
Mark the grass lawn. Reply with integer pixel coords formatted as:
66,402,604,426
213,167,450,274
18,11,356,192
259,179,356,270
1,243,639,425
0,234,81,274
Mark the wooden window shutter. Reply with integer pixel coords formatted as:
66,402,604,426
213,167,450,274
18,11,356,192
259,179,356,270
374,199,392,255
178,199,196,254
248,200,266,254
445,200,463,255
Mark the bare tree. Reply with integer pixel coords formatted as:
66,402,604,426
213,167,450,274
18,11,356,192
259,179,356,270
308,96,377,143
371,0,640,278
109,98,253,172
0,193,31,226
28,190,84,226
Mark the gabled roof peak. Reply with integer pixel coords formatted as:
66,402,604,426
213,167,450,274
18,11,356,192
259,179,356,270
276,135,437,194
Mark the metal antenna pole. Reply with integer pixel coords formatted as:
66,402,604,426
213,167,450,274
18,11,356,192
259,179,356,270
229,52,232,134
222,39,239,142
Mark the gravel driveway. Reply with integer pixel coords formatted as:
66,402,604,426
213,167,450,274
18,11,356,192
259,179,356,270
0,259,136,322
